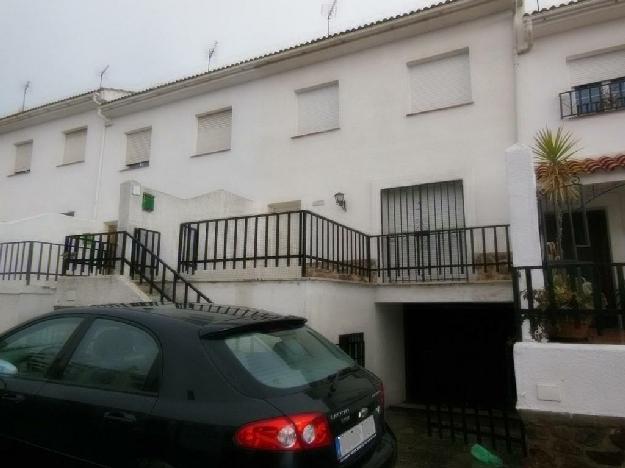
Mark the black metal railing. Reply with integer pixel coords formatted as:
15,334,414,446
0,241,66,284
371,225,511,283
560,78,625,118
179,211,511,283
65,231,211,304
513,263,625,344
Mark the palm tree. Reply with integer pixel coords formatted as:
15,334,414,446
533,127,581,260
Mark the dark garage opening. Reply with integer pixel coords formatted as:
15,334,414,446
404,303,516,409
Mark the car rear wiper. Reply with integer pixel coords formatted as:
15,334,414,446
327,365,359,392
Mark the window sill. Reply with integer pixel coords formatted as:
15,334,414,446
7,170,30,177
57,160,85,168
291,127,340,139
120,162,150,172
190,148,230,158
406,101,474,117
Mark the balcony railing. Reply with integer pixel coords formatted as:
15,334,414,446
513,263,625,344
0,241,66,284
560,78,625,118
179,211,511,284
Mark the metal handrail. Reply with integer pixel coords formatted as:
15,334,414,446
64,231,211,304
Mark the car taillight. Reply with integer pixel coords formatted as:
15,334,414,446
235,412,331,451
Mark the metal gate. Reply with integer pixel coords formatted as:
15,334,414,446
424,340,526,456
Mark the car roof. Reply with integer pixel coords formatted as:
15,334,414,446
50,302,306,336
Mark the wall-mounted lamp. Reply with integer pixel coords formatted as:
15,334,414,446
334,192,346,211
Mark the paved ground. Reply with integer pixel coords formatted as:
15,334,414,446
386,407,524,468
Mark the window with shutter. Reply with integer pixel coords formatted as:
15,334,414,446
380,181,466,281
125,128,151,167
62,128,87,165
196,108,232,155
408,48,472,114
296,82,339,136
568,47,625,86
14,141,33,174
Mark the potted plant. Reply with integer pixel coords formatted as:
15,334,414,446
526,268,597,341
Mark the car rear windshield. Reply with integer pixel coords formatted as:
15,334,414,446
215,326,354,390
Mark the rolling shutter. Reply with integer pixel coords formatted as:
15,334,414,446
14,141,33,173
126,128,151,166
296,82,339,135
196,108,232,154
63,128,87,164
408,49,472,114
568,48,625,86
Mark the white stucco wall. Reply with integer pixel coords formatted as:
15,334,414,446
118,181,256,266
517,18,625,155
515,342,625,418
0,275,149,333
0,213,101,244
0,109,107,222
95,12,515,235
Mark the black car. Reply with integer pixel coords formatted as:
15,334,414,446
0,303,397,467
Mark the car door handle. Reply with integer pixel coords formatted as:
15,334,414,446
103,411,137,424
1,393,25,404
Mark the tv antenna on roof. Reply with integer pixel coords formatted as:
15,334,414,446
322,0,338,36
207,41,218,71
21,81,31,112
99,65,110,89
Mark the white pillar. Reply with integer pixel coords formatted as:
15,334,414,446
505,144,544,341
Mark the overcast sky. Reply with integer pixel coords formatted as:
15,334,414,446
0,0,552,117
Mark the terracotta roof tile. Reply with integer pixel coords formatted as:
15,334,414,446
536,153,625,177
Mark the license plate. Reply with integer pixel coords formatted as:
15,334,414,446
335,415,376,461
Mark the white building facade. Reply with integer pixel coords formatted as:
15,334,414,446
2,0,625,464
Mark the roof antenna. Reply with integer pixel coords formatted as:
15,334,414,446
21,81,31,112
99,65,110,90
323,0,338,36
207,41,218,71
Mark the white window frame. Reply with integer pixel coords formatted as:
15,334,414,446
406,47,473,116
124,127,152,169
60,127,87,166
294,80,340,138
193,107,232,157
13,140,33,175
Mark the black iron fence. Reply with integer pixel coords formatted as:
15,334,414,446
179,211,511,283
0,241,66,284
64,231,211,304
560,78,625,118
179,211,371,279
513,263,625,344
370,225,510,282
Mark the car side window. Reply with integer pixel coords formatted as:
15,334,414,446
0,317,82,379
61,319,159,394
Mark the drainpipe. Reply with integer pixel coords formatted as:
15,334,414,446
512,0,534,142
92,92,111,221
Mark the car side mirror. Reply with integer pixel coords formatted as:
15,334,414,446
0,359,17,376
